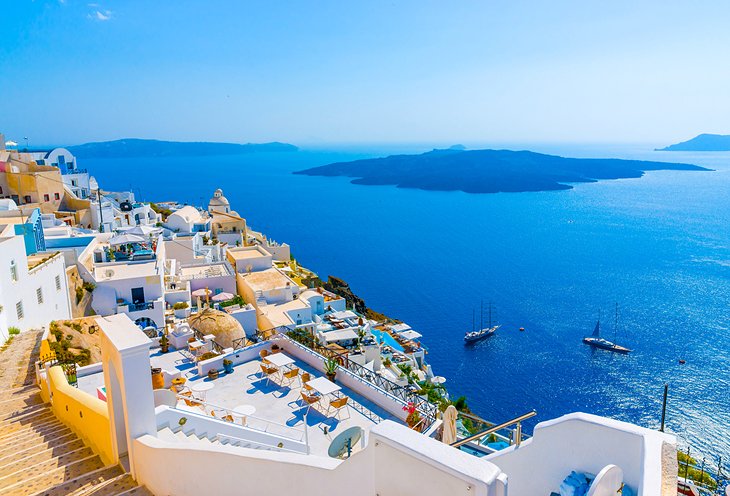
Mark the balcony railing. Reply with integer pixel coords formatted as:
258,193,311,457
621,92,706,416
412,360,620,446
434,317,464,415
62,168,87,175
129,301,155,312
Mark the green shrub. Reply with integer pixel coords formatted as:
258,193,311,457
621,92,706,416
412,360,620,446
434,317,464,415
198,351,218,361
173,301,189,310
82,281,96,293
8,327,20,336
75,287,84,303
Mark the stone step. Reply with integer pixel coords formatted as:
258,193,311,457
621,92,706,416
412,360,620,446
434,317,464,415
0,422,72,456
73,472,139,496
0,415,63,440
0,402,47,424
117,485,155,496
30,464,124,496
0,384,39,402
0,428,77,461
0,453,105,495
0,393,45,416
0,407,54,432
0,438,87,473
0,446,95,488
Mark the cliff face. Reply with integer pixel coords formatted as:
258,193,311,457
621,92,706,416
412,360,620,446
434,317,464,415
657,133,730,151
323,276,367,314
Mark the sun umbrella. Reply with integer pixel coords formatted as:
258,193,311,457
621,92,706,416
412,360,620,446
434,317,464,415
191,288,211,298
211,292,235,302
431,376,446,385
108,233,145,245
442,405,458,445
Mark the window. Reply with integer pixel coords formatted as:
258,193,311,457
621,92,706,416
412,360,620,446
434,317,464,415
10,260,18,282
16,301,24,320
71,179,78,187
23,195,31,204
43,194,50,202
0,186,3,194
36,287,43,304
54,193,60,200
55,275,61,290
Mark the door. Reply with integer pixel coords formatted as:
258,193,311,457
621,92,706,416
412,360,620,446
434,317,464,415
131,287,145,304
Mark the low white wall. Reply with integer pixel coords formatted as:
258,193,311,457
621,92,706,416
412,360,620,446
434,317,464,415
134,420,505,496
155,405,307,453
486,412,677,496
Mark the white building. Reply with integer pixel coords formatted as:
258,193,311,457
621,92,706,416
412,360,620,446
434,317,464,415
165,205,210,234
30,147,91,199
0,224,71,342
76,233,166,328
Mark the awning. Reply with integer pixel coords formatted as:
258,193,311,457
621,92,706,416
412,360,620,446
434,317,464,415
330,310,357,320
108,233,146,245
400,330,422,341
323,329,358,342
390,323,412,333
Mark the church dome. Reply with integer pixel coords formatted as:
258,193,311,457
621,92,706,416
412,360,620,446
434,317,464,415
188,307,245,349
209,188,230,207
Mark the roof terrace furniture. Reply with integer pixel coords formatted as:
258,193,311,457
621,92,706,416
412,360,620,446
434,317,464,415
326,396,351,420
191,381,214,402
259,363,279,385
232,405,256,426
299,390,322,414
306,376,341,397
280,367,301,388
264,352,295,368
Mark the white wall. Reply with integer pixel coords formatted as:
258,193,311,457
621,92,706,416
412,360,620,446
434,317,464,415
133,420,506,496
0,236,71,341
229,304,258,336
486,413,677,496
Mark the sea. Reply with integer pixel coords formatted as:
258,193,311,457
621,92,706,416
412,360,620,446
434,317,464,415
85,143,730,460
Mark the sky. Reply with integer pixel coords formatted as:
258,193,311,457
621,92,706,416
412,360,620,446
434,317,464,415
2,1,730,146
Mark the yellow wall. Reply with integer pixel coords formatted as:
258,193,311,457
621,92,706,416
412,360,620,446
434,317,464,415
42,366,115,465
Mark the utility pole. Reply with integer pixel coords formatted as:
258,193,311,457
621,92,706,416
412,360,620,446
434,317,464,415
659,383,668,432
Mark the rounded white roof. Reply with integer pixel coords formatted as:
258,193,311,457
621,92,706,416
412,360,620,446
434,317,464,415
209,188,230,207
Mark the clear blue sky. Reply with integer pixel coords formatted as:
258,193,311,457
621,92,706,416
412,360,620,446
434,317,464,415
2,1,729,146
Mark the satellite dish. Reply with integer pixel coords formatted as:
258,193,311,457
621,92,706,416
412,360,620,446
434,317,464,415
586,465,624,496
104,269,115,278
327,426,363,459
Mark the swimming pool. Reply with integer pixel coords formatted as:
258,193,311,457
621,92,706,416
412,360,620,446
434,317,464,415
370,329,404,352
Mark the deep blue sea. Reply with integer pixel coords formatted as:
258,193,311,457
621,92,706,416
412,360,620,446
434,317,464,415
86,143,730,459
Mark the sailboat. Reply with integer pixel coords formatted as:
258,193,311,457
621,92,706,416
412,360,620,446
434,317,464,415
583,304,632,353
464,301,500,343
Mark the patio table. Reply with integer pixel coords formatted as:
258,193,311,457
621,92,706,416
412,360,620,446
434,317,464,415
232,405,256,426
306,377,341,396
264,353,295,368
190,382,214,401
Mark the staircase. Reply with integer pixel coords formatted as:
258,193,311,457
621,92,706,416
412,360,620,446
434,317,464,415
0,331,153,496
158,426,288,452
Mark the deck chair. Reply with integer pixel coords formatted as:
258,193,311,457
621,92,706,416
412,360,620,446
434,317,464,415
280,367,300,388
259,349,270,360
210,409,234,423
327,396,351,420
300,372,312,390
259,362,279,385
300,391,321,414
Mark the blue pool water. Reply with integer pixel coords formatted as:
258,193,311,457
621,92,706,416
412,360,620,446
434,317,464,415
370,329,404,353
86,143,730,457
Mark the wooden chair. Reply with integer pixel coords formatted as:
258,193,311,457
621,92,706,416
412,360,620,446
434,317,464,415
281,367,300,387
300,391,321,413
259,349,270,360
211,409,234,423
300,372,312,390
259,363,279,385
327,396,351,420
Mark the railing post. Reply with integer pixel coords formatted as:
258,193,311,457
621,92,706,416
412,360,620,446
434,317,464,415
515,422,522,446
304,411,310,454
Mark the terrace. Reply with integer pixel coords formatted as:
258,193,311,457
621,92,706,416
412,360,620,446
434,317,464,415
78,341,402,458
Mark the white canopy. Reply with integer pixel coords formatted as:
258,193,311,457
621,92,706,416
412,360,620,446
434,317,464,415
322,329,358,342
400,330,422,341
123,225,161,236
191,288,211,297
390,323,412,333
108,233,146,245
330,310,358,320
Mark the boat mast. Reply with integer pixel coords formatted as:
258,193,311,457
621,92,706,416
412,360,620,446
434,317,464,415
614,302,619,341
472,309,475,332
480,300,483,331
488,301,493,328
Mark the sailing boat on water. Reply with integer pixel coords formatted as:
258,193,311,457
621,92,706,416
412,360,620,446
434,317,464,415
464,301,500,343
583,303,632,353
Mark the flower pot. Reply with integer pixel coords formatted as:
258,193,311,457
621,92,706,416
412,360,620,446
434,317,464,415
208,369,219,380
325,372,336,383
223,362,234,374
151,367,164,389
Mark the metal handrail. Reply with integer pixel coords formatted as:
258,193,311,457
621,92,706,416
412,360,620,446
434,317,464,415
172,392,306,442
215,432,303,454
451,410,537,448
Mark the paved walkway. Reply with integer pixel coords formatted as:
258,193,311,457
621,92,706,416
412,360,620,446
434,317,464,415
0,328,44,390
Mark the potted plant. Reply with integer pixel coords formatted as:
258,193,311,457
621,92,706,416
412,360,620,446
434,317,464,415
223,358,233,374
208,368,219,380
159,334,169,353
324,357,338,382
173,301,190,319
271,343,281,353
403,402,422,430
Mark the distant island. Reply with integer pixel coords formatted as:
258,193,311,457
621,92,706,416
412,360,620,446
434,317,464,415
68,138,298,158
295,148,709,194
657,134,730,151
